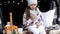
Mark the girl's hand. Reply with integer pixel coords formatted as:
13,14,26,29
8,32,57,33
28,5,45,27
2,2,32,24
36,22,42,28
28,19,32,23
28,19,35,26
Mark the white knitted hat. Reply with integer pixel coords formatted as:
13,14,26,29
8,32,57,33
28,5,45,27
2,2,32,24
27,0,38,6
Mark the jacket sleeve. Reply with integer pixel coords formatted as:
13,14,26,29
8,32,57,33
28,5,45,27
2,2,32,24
37,8,44,25
23,13,31,26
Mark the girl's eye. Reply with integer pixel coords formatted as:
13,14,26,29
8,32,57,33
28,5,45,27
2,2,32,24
34,4,36,5
30,4,36,6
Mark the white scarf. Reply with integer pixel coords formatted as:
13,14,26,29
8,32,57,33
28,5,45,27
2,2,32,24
30,8,42,16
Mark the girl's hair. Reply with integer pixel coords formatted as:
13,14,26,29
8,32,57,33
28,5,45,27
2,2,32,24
25,6,37,20
25,7,30,20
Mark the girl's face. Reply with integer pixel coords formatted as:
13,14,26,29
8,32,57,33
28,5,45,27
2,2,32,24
30,4,37,10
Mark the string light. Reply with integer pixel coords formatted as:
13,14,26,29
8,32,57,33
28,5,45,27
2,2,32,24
38,1,40,3
22,0,23,2
38,6,40,8
8,1,10,3
17,2,20,5
13,1,15,3
4,2,6,4
0,3,2,5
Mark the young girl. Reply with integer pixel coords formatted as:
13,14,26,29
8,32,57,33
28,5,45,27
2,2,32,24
23,0,46,34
